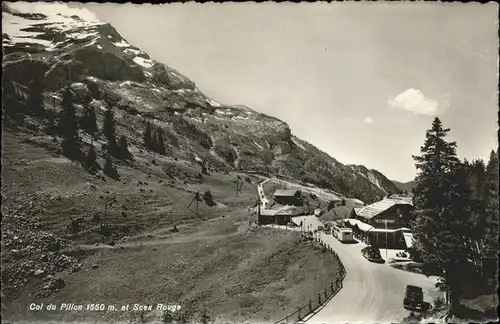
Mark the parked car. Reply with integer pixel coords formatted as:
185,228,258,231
361,245,384,263
403,285,424,310
324,227,331,234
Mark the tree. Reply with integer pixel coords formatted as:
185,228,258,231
118,135,131,160
85,144,99,173
81,100,98,135
483,150,499,257
27,77,45,117
411,117,473,316
103,156,119,180
58,86,79,158
153,126,166,155
143,121,153,150
464,159,487,242
102,108,117,155
327,200,336,211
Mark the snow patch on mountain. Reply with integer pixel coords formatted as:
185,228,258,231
113,39,130,48
215,109,233,116
133,56,154,68
206,98,222,107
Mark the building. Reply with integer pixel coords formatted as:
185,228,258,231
327,194,343,208
257,207,299,225
273,189,303,206
342,198,415,249
350,198,365,207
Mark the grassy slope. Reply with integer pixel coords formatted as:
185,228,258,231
1,129,341,323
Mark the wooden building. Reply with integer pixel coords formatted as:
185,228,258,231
273,189,303,206
342,198,415,249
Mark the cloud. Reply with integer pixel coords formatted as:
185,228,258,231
363,117,373,124
5,1,100,23
388,88,446,115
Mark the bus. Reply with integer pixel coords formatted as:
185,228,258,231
333,226,354,243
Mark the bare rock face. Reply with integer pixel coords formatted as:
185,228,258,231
45,59,87,91
2,2,395,205
72,46,146,83
152,63,195,90
3,58,48,87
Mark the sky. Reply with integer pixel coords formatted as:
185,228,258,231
15,2,499,182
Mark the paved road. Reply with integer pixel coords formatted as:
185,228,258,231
291,216,443,324
257,178,271,209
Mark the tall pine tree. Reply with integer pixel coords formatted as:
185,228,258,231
465,159,487,242
154,126,166,155
58,86,79,158
118,135,131,160
85,144,99,173
102,108,117,155
103,155,119,180
483,150,499,257
143,121,153,150
81,100,98,135
412,117,473,316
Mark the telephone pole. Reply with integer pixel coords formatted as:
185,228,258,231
236,175,239,197
385,219,388,259
187,190,200,215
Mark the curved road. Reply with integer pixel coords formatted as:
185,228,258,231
292,216,443,324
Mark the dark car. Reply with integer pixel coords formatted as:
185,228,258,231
361,245,384,263
403,285,424,311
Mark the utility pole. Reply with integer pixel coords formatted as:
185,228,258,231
236,175,239,197
187,191,200,215
196,191,199,215
99,194,115,242
385,219,388,259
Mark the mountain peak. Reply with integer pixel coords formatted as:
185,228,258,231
2,2,402,204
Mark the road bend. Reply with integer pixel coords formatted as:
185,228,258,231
291,216,442,324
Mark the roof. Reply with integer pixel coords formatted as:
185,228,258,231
403,232,414,248
353,198,413,220
345,218,374,232
274,189,300,197
350,198,365,205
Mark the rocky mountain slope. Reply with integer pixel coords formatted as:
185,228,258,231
347,165,402,195
2,2,394,204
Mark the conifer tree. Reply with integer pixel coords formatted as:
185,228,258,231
85,144,99,173
118,135,131,159
58,86,79,158
102,108,117,155
81,100,98,135
103,155,119,180
143,121,153,150
27,77,45,117
154,126,166,155
411,117,472,316
465,159,487,242
483,150,499,257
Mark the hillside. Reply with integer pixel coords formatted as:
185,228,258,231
392,180,416,194
2,3,393,205
0,3,352,322
348,165,402,196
